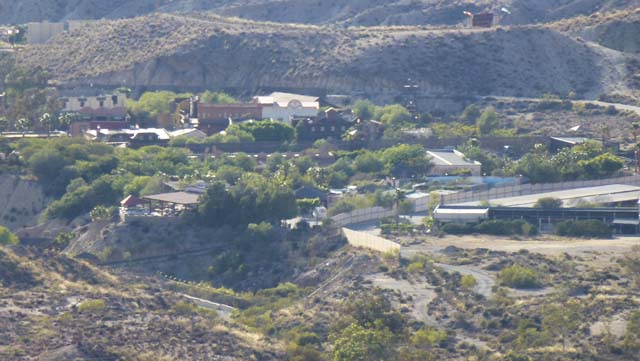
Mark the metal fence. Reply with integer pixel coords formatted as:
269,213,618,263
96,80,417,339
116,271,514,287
442,175,640,205
331,206,395,227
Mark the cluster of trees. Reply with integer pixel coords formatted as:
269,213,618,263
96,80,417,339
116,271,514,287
506,141,623,183
0,55,62,132
12,138,199,220
197,174,297,228
329,291,449,360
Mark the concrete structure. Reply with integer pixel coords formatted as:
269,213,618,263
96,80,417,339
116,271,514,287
465,12,495,28
433,206,489,224
26,20,96,44
253,92,319,124
427,149,482,176
26,21,65,44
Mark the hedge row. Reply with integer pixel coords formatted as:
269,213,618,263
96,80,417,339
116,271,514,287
555,220,612,238
441,220,537,236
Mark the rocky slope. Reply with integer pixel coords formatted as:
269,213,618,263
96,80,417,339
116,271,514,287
0,175,47,231
0,245,281,360
19,13,623,99
1,0,639,26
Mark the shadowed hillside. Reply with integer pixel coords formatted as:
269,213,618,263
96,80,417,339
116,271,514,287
1,0,639,26
19,13,624,99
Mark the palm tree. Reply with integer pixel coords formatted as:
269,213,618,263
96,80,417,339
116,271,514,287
394,187,406,226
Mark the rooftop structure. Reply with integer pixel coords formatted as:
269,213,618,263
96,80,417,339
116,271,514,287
86,128,170,147
169,128,207,139
427,149,482,176
456,184,640,207
143,192,200,205
253,92,320,124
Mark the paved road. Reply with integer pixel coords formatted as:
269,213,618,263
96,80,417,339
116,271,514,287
180,294,235,319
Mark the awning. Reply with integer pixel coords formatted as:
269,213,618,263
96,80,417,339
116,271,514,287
612,218,640,225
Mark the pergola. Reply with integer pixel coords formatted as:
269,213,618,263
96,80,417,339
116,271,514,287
142,192,201,214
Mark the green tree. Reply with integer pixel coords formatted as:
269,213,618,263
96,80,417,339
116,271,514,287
352,99,377,120
460,104,481,123
354,152,384,173
0,226,19,245
380,144,432,178
200,91,237,104
534,197,563,209
374,104,412,127
476,107,500,136
542,300,581,351
332,323,394,361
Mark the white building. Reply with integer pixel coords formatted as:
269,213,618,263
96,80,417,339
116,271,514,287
61,91,127,112
253,92,319,125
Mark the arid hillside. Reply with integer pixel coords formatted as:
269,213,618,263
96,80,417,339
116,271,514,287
0,175,47,231
1,0,638,26
0,245,281,360
18,13,631,99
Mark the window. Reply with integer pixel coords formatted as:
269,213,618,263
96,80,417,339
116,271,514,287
99,100,104,108
331,126,335,131
112,95,118,105
320,126,325,132
79,99,86,107
311,127,316,132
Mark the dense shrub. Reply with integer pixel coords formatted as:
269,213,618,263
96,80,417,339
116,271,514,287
0,226,19,245
441,220,537,236
555,220,612,238
474,220,538,236
498,265,541,289
440,223,474,235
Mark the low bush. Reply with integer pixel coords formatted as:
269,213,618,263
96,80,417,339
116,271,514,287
498,265,541,289
78,299,106,314
555,220,612,238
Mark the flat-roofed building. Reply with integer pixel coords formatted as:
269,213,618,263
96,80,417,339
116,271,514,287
427,149,482,176
253,92,319,125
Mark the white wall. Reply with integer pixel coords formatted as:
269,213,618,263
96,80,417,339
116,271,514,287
261,105,318,124
63,93,127,111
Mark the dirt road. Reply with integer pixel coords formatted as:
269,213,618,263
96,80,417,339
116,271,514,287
403,235,640,263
